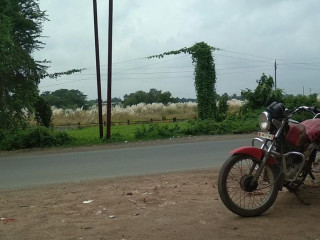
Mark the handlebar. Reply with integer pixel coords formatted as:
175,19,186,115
309,106,320,114
287,105,320,117
267,101,320,119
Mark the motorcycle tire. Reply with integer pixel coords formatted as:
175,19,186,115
218,154,279,217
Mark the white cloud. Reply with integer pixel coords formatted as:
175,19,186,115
36,0,320,99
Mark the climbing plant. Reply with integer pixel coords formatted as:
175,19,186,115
148,42,220,120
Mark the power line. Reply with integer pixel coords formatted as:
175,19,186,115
222,49,275,60
278,64,320,71
76,62,270,73
215,53,271,64
220,48,320,66
44,48,320,72
40,78,96,88
40,75,196,88
40,48,320,91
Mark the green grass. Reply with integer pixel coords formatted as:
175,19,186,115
0,117,257,150
66,115,258,148
66,121,190,146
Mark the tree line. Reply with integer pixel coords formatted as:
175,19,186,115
40,88,245,110
40,88,198,109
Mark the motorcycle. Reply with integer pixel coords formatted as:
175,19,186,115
218,102,320,217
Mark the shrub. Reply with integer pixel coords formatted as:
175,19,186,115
104,132,125,143
183,115,258,136
34,96,53,128
0,127,73,150
241,73,283,114
134,124,181,139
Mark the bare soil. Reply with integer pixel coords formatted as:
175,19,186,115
1,169,320,240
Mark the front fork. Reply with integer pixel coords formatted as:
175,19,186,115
250,143,275,186
250,119,286,186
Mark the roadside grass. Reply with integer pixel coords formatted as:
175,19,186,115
66,121,190,146
66,115,258,147
0,114,258,151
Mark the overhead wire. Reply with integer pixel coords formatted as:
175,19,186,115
40,47,320,90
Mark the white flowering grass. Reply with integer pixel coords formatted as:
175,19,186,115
51,102,198,126
227,99,244,114
51,100,243,126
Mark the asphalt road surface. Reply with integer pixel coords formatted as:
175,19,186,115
0,136,253,189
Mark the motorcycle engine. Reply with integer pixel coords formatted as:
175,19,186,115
286,155,302,179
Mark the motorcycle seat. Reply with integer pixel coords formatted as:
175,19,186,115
301,119,320,143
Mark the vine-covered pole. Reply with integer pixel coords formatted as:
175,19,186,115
148,42,220,120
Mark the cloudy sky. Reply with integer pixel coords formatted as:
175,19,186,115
35,0,320,100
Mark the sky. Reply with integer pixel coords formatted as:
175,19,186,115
35,0,320,100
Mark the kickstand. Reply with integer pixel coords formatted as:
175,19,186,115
291,190,311,206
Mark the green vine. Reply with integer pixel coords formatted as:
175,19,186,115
148,42,220,120
42,68,85,79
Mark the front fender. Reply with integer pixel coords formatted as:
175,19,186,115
230,146,277,165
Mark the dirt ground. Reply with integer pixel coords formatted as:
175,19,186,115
1,168,320,240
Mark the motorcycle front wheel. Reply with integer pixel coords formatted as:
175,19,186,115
218,154,279,217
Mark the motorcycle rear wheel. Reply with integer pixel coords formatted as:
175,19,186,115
218,154,279,217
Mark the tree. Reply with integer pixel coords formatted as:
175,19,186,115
123,89,177,107
284,93,318,110
148,42,219,120
41,89,87,109
123,91,148,107
158,91,177,105
0,0,48,130
146,88,177,105
111,97,122,103
283,94,319,122
241,73,283,111
0,1,82,131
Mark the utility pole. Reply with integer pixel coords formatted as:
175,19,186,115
106,0,113,139
92,0,103,139
274,60,277,90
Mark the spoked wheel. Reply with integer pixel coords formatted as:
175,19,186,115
218,154,279,217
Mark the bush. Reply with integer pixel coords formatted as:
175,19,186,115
0,127,73,150
104,132,125,143
183,115,258,136
240,73,283,114
283,94,318,110
134,124,181,139
34,96,53,128
133,114,259,140
283,94,319,122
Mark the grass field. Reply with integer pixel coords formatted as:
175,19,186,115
1,101,245,151
51,100,243,127
61,100,244,147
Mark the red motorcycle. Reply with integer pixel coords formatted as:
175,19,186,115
218,102,320,217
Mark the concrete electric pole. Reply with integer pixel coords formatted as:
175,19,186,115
274,60,277,90
106,0,113,139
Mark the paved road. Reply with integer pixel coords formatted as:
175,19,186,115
0,137,252,189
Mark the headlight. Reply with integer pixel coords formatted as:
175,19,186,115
259,111,271,132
